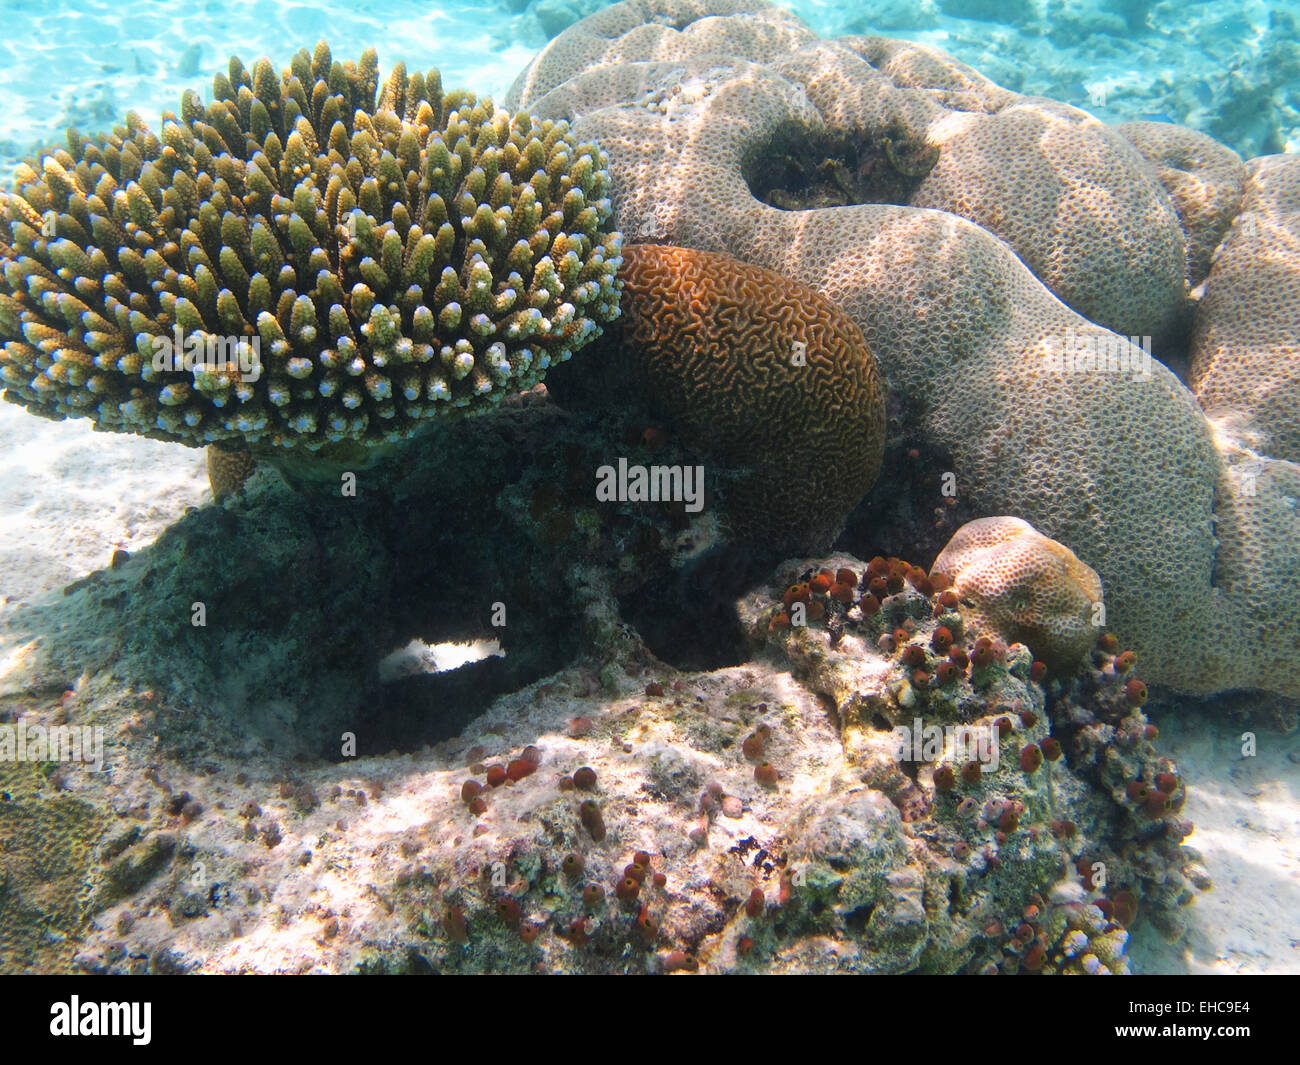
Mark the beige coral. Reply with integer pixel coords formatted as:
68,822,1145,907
507,0,818,109
1116,120,1247,287
503,0,1300,699
509,2,1190,345
1190,154,1300,465
930,517,1104,672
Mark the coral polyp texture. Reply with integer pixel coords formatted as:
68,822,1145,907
0,43,622,457
509,3,1188,345
1115,121,1247,288
617,243,885,552
506,0,1300,699
1190,153,1300,465
930,517,1103,673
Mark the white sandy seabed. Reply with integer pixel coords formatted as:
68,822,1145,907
0,400,1296,975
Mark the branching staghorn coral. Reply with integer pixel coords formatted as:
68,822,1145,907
0,42,622,477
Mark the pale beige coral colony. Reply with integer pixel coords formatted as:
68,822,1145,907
507,0,1300,700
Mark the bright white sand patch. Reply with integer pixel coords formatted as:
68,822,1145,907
1128,707,1300,974
0,403,207,603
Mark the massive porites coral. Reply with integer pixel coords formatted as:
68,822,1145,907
508,1,1189,346
1190,153,1300,466
504,0,1300,700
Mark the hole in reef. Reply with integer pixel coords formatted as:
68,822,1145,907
349,615,578,759
620,542,773,671
743,120,939,211
948,877,965,915
378,638,504,682
844,903,876,935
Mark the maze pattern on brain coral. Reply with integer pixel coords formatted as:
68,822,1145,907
619,243,885,552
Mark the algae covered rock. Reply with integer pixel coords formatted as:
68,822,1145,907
777,789,927,973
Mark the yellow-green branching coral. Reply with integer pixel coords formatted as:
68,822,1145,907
0,42,622,454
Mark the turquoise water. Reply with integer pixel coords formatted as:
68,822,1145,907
1,0,1296,172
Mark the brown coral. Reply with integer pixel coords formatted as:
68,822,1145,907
206,443,256,500
617,243,885,552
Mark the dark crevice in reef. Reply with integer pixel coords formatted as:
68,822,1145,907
17,378,762,764
844,903,876,936
838,405,974,570
359,627,577,757
12,400,596,766
744,121,939,211
619,542,775,672
548,334,774,671
12,362,980,765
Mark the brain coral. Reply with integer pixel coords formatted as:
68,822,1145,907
930,516,1104,672
1190,153,1300,464
618,243,885,552
0,43,622,460
503,0,1300,699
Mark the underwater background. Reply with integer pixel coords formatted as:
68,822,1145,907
0,0,1296,975
2,0,1298,174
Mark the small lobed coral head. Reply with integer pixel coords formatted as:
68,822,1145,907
0,42,623,457
931,516,1103,672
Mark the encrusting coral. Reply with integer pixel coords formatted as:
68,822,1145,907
740,552,1198,973
0,761,110,974
0,42,623,477
616,243,885,552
